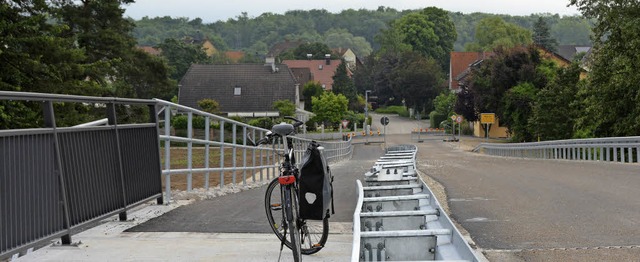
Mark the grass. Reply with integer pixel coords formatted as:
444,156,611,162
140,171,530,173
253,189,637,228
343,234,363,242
375,105,410,117
160,146,279,190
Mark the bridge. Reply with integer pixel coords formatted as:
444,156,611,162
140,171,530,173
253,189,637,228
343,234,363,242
2,91,640,261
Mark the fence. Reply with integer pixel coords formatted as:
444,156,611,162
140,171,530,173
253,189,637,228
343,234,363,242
155,99,353,203
0,91,163,261
473,136,640,164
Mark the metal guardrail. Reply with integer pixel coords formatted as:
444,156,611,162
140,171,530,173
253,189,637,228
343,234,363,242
0,91,163,261
154,99,353,203
473,136,640,164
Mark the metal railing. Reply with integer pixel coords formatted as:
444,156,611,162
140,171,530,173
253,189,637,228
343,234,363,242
0,91,163,261
473,136,640,164
154,99,353,203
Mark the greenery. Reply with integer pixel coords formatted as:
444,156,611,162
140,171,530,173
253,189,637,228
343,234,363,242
533,17,558,51
272,99,296,117
429,92,457,128
197,98,220,114
464,16,532,51
569,0,640,137
375,105,409,115
311,92,348,128
302,81,324,111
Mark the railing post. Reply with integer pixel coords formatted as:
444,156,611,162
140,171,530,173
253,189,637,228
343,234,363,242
43,101,73,245
252,129,256,182
232,124,237,186
204,117,210,190
220,121,225,188
150,104,164,205
242,126,247,186
164,106,172,203
107,103,129,222
260,131,264,181
187,112,193,191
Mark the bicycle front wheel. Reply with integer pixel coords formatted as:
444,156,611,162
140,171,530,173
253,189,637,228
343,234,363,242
264,178,329,255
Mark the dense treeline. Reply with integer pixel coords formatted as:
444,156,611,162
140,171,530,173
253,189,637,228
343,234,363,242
131,8,594,55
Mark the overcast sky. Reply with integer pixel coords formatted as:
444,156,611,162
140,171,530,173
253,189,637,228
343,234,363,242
124,0,581,22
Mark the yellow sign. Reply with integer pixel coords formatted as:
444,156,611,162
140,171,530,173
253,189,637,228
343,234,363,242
450,115,457,121
480,113,495,124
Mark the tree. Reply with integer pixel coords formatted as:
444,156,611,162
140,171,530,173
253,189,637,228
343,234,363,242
311,92,348,127
273,99,296,117
55,0,174,99
465,17,532,51
455,46,546,126
530,64,582,140
157,38,209,81
502,82,537,142
390,51,444,113
302,81,324,111
389,7,456,69
198,98,220,114
533,17,558,52
323,28,373,57
290,42,333,60
332,59,357,109
570,0,640,137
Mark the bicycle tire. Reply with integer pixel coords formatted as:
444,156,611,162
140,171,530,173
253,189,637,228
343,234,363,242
265,178,329,255
287,186,302,262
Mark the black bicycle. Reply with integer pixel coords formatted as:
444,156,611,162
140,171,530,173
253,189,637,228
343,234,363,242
251,117,329,262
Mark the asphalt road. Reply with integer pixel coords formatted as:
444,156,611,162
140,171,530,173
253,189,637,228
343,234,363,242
369,113,429,134
126,118,640,262
127,143,384,233
385,134,640,261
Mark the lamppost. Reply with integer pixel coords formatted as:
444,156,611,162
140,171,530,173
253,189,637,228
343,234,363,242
364,90,372,144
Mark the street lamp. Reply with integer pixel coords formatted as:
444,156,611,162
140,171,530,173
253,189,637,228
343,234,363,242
364,90,372,144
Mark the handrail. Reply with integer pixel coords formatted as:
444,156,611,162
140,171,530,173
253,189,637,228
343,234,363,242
473,136,640,163
0,90,155,105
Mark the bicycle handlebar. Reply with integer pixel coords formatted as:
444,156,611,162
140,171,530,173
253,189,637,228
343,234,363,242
284,116,304,128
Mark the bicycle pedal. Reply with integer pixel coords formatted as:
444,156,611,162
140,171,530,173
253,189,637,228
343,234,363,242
312,243,323,248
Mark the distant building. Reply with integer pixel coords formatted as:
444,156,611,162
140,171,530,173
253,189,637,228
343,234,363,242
178,63,298,117
282,58,343,91
268,40,304,58
449,52,493,92
137,46,161,56
332,47,357,71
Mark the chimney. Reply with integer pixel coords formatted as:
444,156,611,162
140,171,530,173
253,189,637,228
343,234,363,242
325,54,331,65
265,57,277,73
306,54,312,60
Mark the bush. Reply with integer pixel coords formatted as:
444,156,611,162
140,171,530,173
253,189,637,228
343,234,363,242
375,105,407,115
429,111,447,128
248,117,274,129
172,115,218,129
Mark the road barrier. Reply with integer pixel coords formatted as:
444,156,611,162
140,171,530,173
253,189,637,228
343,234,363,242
353,145,480,261
473,137,640,164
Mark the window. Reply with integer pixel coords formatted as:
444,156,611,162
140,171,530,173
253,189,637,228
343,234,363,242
234,87,241,96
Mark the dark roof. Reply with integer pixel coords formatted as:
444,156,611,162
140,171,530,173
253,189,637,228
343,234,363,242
268,40,304,57
290,68,312,100
178,64,297,113
556,45,592,62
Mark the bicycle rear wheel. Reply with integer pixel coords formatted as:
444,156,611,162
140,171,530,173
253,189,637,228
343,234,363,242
265,178,329,255
286,185,302,262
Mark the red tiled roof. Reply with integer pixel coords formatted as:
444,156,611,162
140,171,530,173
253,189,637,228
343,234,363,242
137,46,161,56
282,60,342,90
449,52,493,90
225,51,245,62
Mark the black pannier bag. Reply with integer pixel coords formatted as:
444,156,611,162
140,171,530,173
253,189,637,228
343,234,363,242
299,141,334,220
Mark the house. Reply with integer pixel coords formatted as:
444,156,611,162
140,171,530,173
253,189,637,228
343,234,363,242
184,34,217,57
137,46,161,56
224,51,245,63
555,45,591,62
282,58,343,91
268,40,304,58
332,48,357,70
536,45,589,79
449,52,493,92
178,63,298,117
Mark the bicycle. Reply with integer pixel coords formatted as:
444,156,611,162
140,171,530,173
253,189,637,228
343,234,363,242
250,117,329,262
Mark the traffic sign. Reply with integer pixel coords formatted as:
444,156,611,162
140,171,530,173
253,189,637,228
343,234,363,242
456,115,463,123
380,116,389,126
450,115,457,121
480,113,495,124
341,119,350,129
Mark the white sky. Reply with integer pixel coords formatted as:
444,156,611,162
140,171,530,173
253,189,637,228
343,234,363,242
124,0,581,23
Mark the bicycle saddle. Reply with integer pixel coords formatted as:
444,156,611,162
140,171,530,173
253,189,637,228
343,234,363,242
272,122,295,137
